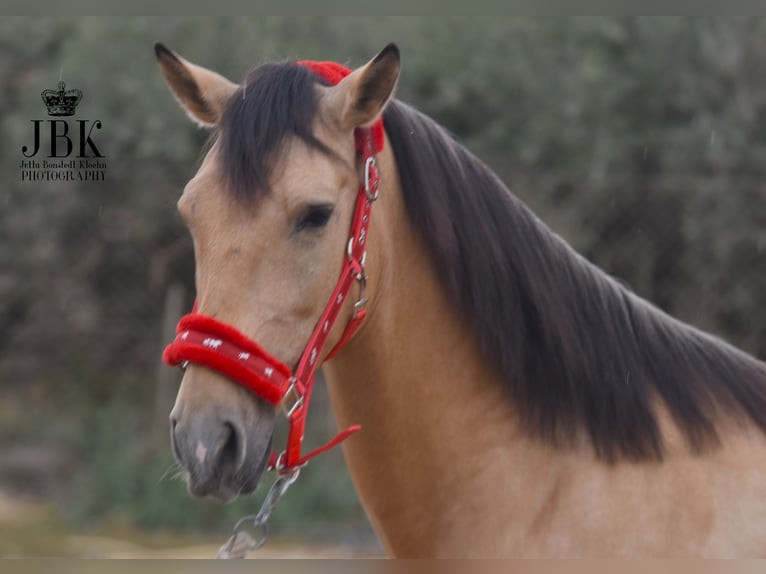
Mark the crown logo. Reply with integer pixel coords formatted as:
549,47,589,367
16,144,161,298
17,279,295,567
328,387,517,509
41,81,82,117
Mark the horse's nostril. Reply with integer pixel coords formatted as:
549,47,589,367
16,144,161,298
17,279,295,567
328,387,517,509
216,422,242,478
169,410,180,434
169,416,182,462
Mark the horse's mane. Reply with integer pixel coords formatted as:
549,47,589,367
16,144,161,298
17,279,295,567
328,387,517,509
218,61,766,462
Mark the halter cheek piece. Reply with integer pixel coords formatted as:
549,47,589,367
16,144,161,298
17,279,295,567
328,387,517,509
162,60,383,474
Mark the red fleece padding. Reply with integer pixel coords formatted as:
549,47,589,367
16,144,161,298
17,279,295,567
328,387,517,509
163,343,285,405
162,314,292,405
174,314,291,377
297,60,385,153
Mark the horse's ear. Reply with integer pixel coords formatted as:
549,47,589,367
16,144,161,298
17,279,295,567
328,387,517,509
154,43,238,127
328,43,400,130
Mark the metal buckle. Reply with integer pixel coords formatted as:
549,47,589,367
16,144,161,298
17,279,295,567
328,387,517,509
280,378,304,418
354,270,368,313
364,156,380,202
354,297,368,313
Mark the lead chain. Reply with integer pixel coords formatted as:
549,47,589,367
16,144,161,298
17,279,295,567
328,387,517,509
216,468,301,559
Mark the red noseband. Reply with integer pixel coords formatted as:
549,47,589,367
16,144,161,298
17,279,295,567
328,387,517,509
163,60,382,473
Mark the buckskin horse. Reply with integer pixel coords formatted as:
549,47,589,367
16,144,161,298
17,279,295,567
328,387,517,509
155,42,766,557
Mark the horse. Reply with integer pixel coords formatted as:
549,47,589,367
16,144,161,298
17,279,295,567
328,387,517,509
155,42,766,557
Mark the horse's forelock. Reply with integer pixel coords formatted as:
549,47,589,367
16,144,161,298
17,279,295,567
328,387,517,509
217,62,334,201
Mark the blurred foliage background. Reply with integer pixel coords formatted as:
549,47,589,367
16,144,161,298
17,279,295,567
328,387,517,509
1,16,766,555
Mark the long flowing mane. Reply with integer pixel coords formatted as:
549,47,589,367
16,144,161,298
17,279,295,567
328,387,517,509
218,62,766,462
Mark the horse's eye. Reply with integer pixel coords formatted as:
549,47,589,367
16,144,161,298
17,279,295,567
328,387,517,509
295,204,334,232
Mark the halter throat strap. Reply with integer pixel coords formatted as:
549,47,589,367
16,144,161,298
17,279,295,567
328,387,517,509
163,60,382,473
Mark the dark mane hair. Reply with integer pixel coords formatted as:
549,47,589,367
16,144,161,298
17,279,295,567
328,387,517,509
217,61,766,462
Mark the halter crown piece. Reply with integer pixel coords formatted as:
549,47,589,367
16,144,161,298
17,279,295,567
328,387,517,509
163,60,383,475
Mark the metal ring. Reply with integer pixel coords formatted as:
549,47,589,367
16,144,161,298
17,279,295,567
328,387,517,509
273,451,287,472
364,156,380,202
281,378,304,418
273,451,306,475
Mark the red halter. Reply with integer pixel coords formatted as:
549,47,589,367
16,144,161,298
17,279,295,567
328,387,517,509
163,61,382,474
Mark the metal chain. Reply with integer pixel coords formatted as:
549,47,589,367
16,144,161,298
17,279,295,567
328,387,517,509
216,468,301,559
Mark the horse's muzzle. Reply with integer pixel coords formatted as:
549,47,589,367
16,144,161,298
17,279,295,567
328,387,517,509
170,404,272,502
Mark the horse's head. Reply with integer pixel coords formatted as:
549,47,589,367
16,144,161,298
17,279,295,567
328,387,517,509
155,43,399,501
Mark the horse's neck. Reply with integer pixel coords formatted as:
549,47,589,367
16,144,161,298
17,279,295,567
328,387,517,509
321,143,766,557
321,145,564,556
